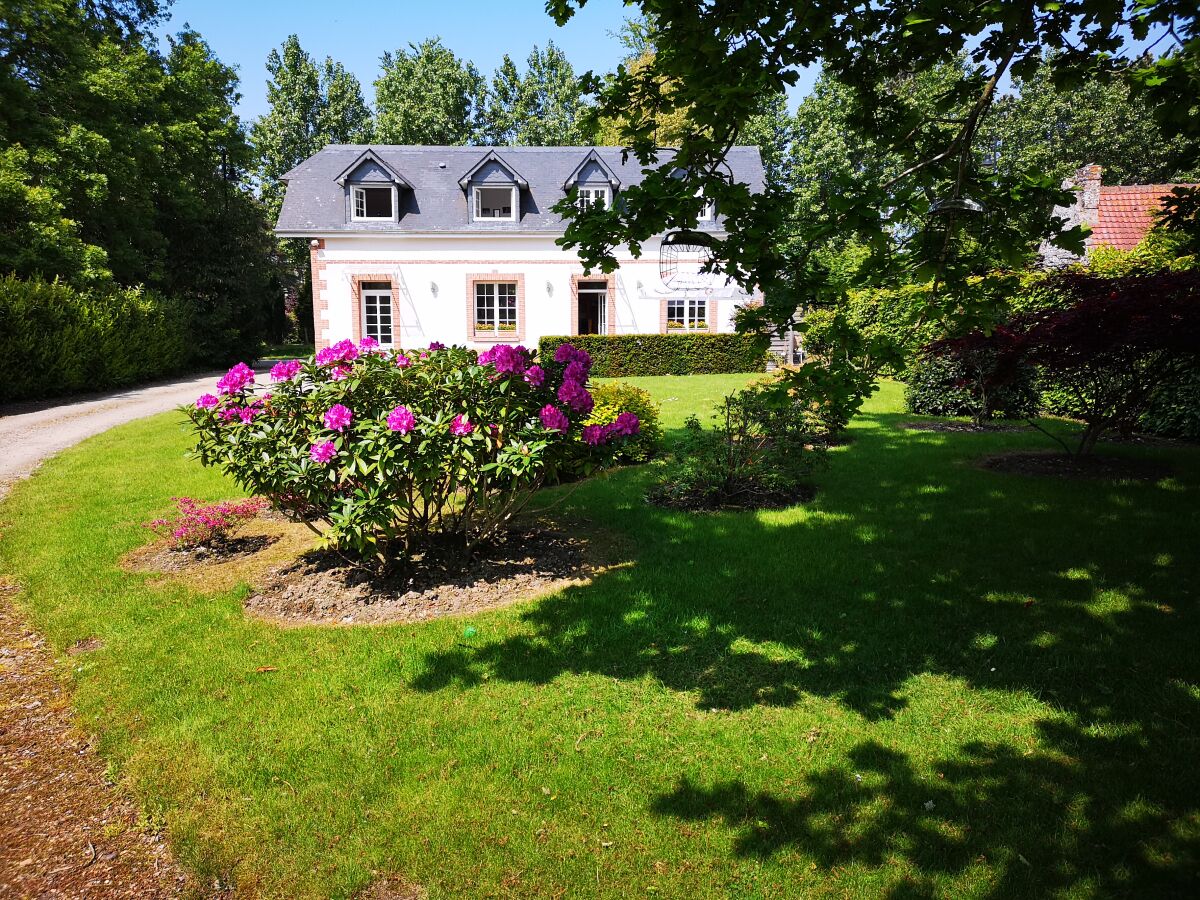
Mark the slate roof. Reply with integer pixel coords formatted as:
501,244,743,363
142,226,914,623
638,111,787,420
275,145,765,235
1091,184,1193,251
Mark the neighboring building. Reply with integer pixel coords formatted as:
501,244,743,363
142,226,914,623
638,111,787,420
1040,163,1196,267
275,145,764,350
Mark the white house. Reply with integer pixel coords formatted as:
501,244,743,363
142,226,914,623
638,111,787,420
275,145,764,350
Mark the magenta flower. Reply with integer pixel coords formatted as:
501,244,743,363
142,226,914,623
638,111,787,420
524,365,545,388
323,404,353,432
269,359,302,381
394,352,412,368
563,360,588,383
479,344,527,376
429,341,446,351
557,379,594,415
316,339,359,367
581,425,609,446
216,362,255,395
450,414,474,436
539,404,570,432
387,405,415,434
237,407,259,424
609,412,641,437
553,344,576,365
310,441,337,464
359,335,380,351
329,364,352,381
217,407,238,422
195,393,219,410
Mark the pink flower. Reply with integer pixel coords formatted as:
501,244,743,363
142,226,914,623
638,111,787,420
269,359,302,381
387,405,415,434
217,407,238,422
429,341,446,351
359,336,380,351
394,353,412,368
450,414,474,436
524,365,545,387
557,379,593,415
609,412,640,437
216,362,255,395
310,441,337,464
329,364,352,381
539,404,570,432
237,407,258,423
553,343,591,375
195,393,219,410
316,339,359,367
582,424,609,446
478,344,527,376
323,404,353,432
563,360,588,383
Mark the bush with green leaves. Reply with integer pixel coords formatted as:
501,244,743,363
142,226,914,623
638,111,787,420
905,348,1041,424
186,340,639,564
538,333,768,377
648,381,825,510
585,381,663,463
0,275,190,403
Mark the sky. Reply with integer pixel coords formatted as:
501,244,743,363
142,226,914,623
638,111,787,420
154,0,819,126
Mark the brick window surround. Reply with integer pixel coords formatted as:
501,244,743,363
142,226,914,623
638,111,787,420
350,274,401,346
659,297,719,334
466,273,526,343
570,274,617,336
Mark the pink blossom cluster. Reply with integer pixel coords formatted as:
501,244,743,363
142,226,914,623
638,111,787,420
195,393,219,410
557,378,593,415
323,403,353,432
144,496,268,549
477,343,530,376
450,414,475,436
310,440,337,464
582,411,641,446
428,341,446,351
316,339,360,367
553,343,594,414
394,352,412,368
387,405,415,434
270,359,302,381
539,404,570,432
359,336,381,351
216,362,255,395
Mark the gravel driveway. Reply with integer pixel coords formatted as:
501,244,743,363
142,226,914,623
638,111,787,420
0,372,226,501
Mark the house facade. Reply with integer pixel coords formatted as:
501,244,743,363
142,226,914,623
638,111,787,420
275,145,764,350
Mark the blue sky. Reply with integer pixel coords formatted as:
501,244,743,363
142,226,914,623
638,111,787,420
155,0,819,125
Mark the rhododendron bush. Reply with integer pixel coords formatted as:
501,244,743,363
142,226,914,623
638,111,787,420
186,341,638,563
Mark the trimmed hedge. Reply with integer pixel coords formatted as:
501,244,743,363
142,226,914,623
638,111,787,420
904,352,1040,421
539,333,768,377
0,275,191,403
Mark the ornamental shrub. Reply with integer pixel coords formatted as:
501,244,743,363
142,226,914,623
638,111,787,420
904,349,1040,423
585,382,663,463
186,341,638,564
144,497,268,549
538,333,768,377
648,381,825,510
0,275,190,403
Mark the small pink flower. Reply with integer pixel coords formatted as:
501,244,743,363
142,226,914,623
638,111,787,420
237,407,258,423
323,404,353,432
539,404,570,432
609,412,640,437
523,365,545,388
217,407,238,422
387,405,415,434
216,362,255,395
394,353,412,368
329,364,352,381
310,441,337,464
450,414,474,436
195,393,219,409
269,359,302,381
429,341,446,351
582,424,609,446
359,335,380,351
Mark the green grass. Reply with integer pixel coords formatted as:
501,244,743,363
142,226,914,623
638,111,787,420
2,377,1198,899
258,341,315,362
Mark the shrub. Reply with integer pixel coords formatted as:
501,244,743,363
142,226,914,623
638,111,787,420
648,381,825,510
538,333,768,377
0,275,190,403
144,497,269,550
585,381,663,463
187,341,639,565
905,349,1040,423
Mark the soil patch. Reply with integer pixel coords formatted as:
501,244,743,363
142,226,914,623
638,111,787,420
0,590,197,898
246,528,607,626
977,450,1172,481
356,876,427,899
901,420,1031,434
647,482,817,512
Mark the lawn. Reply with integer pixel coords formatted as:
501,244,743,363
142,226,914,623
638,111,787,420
1,376,1198,898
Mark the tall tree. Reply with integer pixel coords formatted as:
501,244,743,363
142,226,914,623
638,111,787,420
320,58,372,146
251,36,322,222
478,43,591,145
374,38,482,145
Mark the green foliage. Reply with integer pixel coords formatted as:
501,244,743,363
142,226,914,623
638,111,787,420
1142,369,1200,441
538,333,768,378
648,381,824,509
374,38,483,145
586,381,663,463
476,43,592,146
1087,229,1197,276
0,275,189,403
904,352,1040,423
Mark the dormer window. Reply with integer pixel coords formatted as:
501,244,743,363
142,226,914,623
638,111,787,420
473,185,517,221
576,186,610,211
697,188,716,221
352,185,395,221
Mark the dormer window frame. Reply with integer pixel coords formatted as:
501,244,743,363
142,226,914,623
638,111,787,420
472,184,520,222
574,185,611,211
350,183,399,222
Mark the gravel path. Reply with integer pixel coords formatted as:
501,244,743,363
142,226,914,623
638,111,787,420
0,371,245,898
0,372,222,501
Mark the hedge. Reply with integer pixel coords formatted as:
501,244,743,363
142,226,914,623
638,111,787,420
538,333,768,377
0,275,191,403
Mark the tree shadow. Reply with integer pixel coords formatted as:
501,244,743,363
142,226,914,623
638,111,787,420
408,407,1200,892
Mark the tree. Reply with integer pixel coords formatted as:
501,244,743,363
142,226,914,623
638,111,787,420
320,58,373,146
374,38,482,145
477,44,590,146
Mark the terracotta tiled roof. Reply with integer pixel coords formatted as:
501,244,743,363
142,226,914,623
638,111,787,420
1091,184,1193,251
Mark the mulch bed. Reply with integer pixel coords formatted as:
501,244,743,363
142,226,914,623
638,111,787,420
128,534,278,575
647,483,817,512
245,529,601,626
0,585,197,899
900,420,1031,434
976,450,1173,481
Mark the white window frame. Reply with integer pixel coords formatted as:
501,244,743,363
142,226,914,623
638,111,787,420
473,185,518,221
575,186,611,211
696,188,716,221
361,282,395,347
474,281,518,335
666,297,708,332
351,185,397,221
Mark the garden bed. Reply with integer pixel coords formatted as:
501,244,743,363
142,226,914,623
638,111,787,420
976,449,1172,480
901,420,1030,434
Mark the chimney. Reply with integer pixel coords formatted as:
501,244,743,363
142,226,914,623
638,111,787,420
1039,163,1102,268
